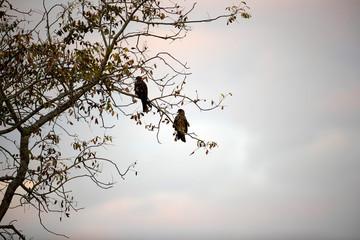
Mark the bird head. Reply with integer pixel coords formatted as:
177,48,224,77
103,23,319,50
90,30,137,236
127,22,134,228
177,109,185,115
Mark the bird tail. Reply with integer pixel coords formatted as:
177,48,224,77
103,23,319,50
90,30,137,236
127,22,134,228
141,99,148,112
141,99,152,113
176,132,186,142
147,100,152,110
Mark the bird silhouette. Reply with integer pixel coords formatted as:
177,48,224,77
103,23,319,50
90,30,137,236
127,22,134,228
173,109,190,142
134,76,151,112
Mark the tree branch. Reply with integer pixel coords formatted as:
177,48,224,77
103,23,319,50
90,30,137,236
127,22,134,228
0,224,25,240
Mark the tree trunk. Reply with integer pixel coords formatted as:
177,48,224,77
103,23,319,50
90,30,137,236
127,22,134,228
0,133,30,221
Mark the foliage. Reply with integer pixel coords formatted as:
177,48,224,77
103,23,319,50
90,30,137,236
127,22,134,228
0,0,250,238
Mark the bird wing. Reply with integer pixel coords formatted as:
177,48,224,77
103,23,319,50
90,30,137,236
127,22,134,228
135,80,147,98
175,115,186,133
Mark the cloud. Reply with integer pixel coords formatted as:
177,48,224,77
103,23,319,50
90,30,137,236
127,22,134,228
4,0,360,240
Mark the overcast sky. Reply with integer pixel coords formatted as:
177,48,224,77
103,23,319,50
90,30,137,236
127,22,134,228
3,0,360,239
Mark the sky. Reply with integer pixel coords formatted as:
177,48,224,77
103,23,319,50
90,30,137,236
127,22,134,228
3,0,360,239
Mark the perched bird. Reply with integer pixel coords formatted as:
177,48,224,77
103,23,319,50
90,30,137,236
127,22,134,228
173,109,190,142
134,76,151,112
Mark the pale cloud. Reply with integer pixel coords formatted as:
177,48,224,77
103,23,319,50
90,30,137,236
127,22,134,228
307,130,350,155
4,0,360,240
317,84,360,114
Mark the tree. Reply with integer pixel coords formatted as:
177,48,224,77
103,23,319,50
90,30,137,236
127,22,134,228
0,0,250,238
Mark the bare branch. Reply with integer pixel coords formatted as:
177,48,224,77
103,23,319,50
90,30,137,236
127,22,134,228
0,224,26,240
